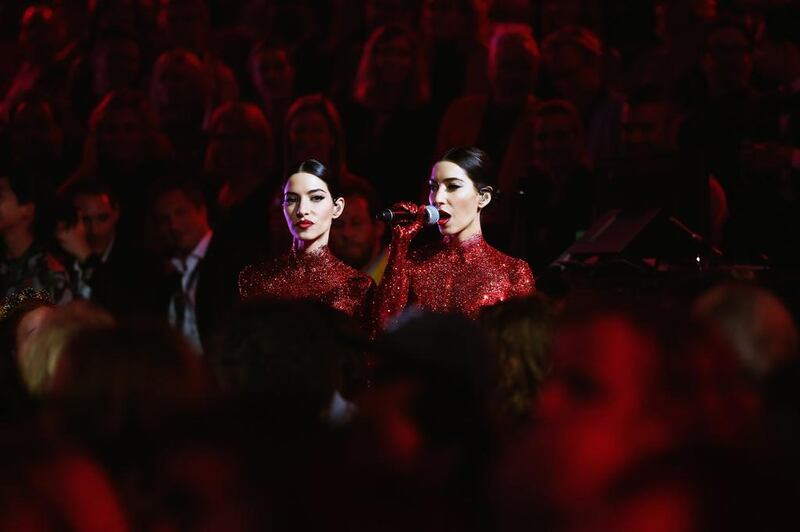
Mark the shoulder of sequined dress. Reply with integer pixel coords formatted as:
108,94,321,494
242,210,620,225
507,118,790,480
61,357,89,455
237,255,288,299
488,245,536,295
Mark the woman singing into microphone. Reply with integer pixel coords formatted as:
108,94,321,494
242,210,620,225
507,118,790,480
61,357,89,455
374,146,534,328
238,159,374,320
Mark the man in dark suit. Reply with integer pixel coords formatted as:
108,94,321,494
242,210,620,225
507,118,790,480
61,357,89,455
150,177,245,354
56,180,161,317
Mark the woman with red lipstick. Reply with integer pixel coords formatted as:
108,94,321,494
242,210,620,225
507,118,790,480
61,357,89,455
238,159,374,320
374,146,535,328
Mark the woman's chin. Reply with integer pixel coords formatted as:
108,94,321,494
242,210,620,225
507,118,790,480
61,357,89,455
437,224,457,236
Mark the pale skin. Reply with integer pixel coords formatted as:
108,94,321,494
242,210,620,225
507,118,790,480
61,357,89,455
282,172,344,254
55,193,120,263
427,160,492,243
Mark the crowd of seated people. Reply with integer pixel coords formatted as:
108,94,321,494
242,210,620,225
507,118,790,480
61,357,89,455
0,0,799,529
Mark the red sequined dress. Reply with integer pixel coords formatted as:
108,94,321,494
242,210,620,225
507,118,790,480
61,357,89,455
238,246,374,320
374,234,535,327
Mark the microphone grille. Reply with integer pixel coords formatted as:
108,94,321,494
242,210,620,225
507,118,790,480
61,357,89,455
423,205,439,225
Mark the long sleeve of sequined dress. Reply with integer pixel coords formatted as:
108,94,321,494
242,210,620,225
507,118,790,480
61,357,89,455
373,235,536,331
371,240,414,332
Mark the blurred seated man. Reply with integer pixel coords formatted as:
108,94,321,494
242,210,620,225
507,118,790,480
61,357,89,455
0,171,71,305
151,177,243,354
55,180,159,317
597,86,719,246
330,183,388,284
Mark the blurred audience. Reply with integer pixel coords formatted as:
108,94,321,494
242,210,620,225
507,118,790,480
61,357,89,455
541,25,623,165
156,0,239,111
598,86,718,245
247,40,295,158
283,93,367,190
344,23,437,204
66,88,172,243
515,99,596,268
421,0,490,114
19,300,113,395
694,282,799,379
66,33,143,124
149,48,210,168
0,288,52,419
0,171,71,305
0,5,76,123
479,295,553,431
0,2,797,529
330,182,388,284
4,95,71,189
204,101,277,263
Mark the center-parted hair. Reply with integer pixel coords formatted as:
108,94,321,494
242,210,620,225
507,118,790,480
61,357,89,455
438,146,497,195
287,158,342,200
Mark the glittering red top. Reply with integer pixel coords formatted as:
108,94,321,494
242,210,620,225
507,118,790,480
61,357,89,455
374,234,535,328
238,246,374,321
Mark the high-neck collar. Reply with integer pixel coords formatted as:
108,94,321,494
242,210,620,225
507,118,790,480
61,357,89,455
443,233,485,250
289,244,333,263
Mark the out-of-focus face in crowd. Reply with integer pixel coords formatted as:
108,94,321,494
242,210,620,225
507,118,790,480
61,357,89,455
532,315,666,506
204,103,271,179
331,194,384,269
92,38,141,99
19,5,66,63
74,192,119,256
287,110,335,168
150,51,207,129
250,47,295,103
489,29,539,107
153,189,210,258
704,26,752,94
94,107,149,165
532,107,583,177
621,102,674,157
542,29,603,108
10,101,62,164
375,34,415,86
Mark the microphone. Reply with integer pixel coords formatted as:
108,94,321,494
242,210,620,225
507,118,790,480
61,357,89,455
376,205,443,226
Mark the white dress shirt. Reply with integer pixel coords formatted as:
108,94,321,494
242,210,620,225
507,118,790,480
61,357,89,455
169,230,213,353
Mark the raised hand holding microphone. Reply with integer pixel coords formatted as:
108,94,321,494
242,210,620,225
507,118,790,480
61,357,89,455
380,202,435,244
376,205,443,225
